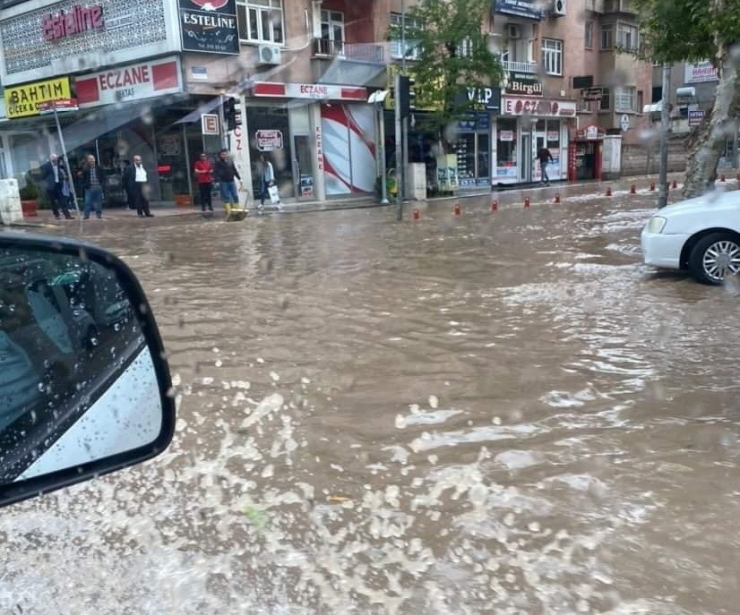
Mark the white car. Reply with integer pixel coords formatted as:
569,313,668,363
641,190,740,285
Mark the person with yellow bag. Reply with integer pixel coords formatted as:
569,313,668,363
214,149,243,218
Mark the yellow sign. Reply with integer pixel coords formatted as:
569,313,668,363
385,64,441,112
4,77,72,119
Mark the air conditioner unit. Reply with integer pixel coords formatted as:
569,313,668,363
257,45,282,66
506,24,521,39
552,0,567,16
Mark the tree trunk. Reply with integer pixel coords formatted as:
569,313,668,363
682,60,739,198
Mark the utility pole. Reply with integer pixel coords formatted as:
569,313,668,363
395,0,406,221
658,63,671,209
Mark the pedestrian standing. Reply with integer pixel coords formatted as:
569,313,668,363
79,154,104,220
258,153,275,209
122,160,137,210
40,154,73,219
193,152,214,213
213,149,242,210
123,155,154,218
537,147,554,186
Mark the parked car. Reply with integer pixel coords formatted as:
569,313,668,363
641,190,740,285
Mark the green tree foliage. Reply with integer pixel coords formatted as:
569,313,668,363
395,0,503,140
638,0,740,196
639,0,740,65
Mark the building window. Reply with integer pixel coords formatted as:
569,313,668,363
390,13,421,60
600,88,611,111
637,90,644,113
542,38,563,76
584,20,594,49
236,0,284,44
600,24,613,49
320,9,345,54
614,86,636,111
616,23,638,52
459,36,474,58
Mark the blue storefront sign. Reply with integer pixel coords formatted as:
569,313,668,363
492,0,544,20
688,109,705,126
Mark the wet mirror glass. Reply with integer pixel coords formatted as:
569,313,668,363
0,246,162,484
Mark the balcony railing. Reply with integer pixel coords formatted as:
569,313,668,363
312,38,385,63
501,60,538,73
603,0,637,14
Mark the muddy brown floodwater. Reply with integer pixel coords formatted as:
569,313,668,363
2,189,740,615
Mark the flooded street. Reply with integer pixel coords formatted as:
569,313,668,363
3,190,740,614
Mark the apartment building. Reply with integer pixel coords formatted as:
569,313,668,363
382,0,655,187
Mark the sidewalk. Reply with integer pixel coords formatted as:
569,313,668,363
11,170,739,227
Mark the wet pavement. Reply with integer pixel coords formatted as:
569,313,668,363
2,184,740,614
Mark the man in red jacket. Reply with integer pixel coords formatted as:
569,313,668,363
193,152,214,213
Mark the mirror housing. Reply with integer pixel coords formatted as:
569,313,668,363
0,232,175,508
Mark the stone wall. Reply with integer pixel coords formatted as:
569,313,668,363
621,136,689,177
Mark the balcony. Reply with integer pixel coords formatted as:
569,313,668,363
501,60,538,73
312,38,386,64
311,38,387,88
603,0,637,14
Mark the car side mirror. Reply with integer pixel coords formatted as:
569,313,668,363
0,232,175,508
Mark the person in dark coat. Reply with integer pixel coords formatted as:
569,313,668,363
79,154,104,219
213,149,242,207
40,154,73,219
537,147,554,185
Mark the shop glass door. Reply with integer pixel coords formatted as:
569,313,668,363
293,134,314,199
521,133,532,182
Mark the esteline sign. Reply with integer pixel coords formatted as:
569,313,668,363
4,77,71,118
42,5,105,42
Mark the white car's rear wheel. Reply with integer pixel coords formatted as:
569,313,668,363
688,233,740,285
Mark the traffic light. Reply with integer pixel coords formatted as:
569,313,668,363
397,75,416,119
223,97,241,131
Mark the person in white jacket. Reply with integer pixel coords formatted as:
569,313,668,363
258,154,275,208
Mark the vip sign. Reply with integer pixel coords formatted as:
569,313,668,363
74,57,182,108
4,77,71,118
465,87,501,111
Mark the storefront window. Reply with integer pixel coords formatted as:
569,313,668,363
247,106,294,200
534,119,561,181
455,132,476,186
477,134,490,182
496,118,518,179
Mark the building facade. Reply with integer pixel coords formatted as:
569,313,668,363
0,0,659,202
0,0,388,204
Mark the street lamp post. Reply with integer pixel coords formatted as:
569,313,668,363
395,0,407,221
658,63,671,209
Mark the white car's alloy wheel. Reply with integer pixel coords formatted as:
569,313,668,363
689,233,740,285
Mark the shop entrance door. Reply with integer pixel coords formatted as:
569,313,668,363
521,133,532,182
293,134,314,200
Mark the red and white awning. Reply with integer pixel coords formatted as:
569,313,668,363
251,82,367,102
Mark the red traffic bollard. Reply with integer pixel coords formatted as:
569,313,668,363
721,174,726,182
605,186,612,197
524,196,531,209
554,193,561,204
491,199,498,212
672,179,677,189
412,208,421,221
630,184,636,194
454,203,461,216
650,182,655,191
736,173,740,182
